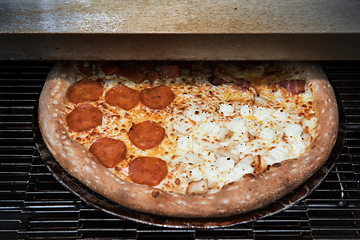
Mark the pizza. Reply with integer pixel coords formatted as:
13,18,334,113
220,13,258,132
38,61,338,218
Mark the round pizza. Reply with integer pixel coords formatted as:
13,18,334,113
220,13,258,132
38,61,338,218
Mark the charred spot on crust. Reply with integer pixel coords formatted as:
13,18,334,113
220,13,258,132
151,190,160,198
271,163,282,168
243,173,256,179
221,181,237,190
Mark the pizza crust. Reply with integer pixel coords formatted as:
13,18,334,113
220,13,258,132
38,61,338,218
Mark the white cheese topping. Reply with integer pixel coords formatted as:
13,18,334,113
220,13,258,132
254,107,271,121
228,163,254,182
229,118,247,134
233,143,251,156
199,122,222,137
199,150,216,161
186,107,207,123
187,167,204,182
272,108,289,120
291,141,308,155
265,141,291,165
285,123,303,140
240,104,252,117
219,103,235,116
216,156,235,172
259,128,276,141
183,152,202,164
173,116,193,133
123,79,136,88
178,136,193,150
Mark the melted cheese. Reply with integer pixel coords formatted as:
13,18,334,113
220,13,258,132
65,62,318,195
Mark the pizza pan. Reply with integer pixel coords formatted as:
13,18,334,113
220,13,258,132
33,87,346,229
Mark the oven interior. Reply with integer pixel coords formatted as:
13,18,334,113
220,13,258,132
0,61,359,239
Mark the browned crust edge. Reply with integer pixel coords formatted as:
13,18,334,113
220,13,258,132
38,61,338,218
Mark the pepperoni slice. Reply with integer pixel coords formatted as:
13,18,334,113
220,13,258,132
208,76,225,86
129,157,168,186
77,61,93,75
133,61,155,72
278,80,306,93
89,138,127,168
115,66,146,84
146,70,159,83
66,105,102,132
128,121,165,150
105,85,140,110
161,65,181,78
66,79,103,104
101,62,119,75
140,85,175,109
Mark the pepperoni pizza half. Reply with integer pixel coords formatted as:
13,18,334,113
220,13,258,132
38,61,338,218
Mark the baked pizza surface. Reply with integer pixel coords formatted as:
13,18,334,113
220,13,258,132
38,61,338,218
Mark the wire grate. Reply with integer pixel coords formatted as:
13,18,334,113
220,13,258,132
0,61,359,239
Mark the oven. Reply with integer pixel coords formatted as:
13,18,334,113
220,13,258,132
1,1,360,239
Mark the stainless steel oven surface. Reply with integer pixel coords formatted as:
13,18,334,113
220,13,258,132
0,61,359,239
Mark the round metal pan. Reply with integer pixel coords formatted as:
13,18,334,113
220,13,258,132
33,86,346,228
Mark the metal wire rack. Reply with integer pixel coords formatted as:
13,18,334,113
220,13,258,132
0,61,359,239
